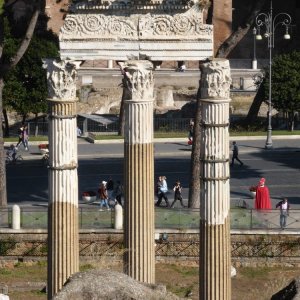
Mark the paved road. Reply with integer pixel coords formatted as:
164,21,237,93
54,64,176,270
5,137,300,208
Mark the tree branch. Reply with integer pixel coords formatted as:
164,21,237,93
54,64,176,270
216,0,267,58
10,8,40,68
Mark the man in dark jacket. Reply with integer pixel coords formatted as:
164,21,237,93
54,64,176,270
231,141,244,166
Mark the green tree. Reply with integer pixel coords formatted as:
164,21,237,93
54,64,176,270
3,35,59,134
0,1,41,207
263,51,300,131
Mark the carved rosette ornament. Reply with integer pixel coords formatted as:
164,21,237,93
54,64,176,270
43,59,81,100
60,4,212,40
59,2,213,60
61,14,137,39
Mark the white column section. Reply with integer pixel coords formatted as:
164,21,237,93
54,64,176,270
200,99,230,225
48,113,78,206
12,205,20,230
121,60,155,284
199,58,232,300
125,101,153,145
43,59,81,299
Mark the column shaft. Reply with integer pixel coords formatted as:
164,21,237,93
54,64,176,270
43,60,80,299
48,101,79,298
199,59,231,300
122,60,155,284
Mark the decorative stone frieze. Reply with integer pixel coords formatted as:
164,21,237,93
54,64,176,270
61,8,210,40
59,3,213,61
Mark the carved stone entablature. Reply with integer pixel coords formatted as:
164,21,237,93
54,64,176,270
200,59,232,100
60,5,210,40
61,15,137,39
59,2,213,60
43,59,81,100
139,11,208,39
119,60,154,100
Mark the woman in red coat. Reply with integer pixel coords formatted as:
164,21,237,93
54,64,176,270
255,178,272,209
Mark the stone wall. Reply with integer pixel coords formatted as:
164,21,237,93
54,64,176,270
1,231,300,267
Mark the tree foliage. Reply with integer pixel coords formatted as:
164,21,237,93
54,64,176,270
3,34,59,117
0,1,42,207
264,51,300,113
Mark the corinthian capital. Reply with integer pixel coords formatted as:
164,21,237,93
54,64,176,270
119,60,154,101
200,59,231,99
43,59,81,100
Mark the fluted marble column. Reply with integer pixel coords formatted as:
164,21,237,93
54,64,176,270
199,59,232,300
43,59,81,299
121,60,155,284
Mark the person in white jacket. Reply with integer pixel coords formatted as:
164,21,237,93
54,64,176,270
155,176,170,208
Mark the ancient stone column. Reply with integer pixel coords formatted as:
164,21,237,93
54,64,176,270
199,59,232,300
43,59,81,299
121,60,155,284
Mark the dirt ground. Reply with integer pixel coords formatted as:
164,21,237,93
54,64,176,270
1,262,300,299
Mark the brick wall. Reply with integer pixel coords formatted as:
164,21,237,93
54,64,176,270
213,0,232,55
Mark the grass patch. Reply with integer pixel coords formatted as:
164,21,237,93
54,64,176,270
8,291,46,300
2,262,300,300
0,268,13,276
0,262,47,282
4,136,48,142
239,266,275,279
92,135,123,140
169,264,198,277
80,263,95,272
154,132,187,138
230,130,300,136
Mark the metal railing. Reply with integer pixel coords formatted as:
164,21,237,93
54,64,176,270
1,207,299,231
7,118,193,137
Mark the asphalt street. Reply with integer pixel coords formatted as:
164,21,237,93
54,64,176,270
5,137,300,209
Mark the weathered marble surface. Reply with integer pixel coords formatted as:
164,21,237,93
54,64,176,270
59,3,213,61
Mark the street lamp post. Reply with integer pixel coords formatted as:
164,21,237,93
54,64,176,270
254,0,291,149
252,27,257,70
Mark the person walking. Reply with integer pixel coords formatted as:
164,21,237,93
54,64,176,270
276,198,290,229
16,124,25,150
113,180,123,206
231,141,243,166
255,178,271,210
98,181,110,211
77,126,82,137
22,124,29,151
188,120,194,145
155,176,170,208
106,177,114,204
170,180,185,208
